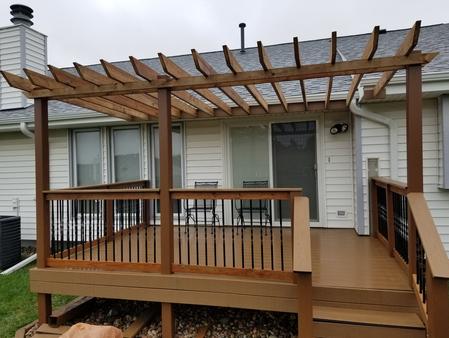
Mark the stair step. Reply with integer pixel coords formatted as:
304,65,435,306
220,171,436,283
313,305,425,338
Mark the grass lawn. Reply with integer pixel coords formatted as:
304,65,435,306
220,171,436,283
0,264,74,338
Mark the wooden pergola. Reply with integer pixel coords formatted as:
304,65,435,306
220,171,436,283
2,21,448,338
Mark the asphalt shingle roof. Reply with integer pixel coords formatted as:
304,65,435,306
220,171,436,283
1,23,448,124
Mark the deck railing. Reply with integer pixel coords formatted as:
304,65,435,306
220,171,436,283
371,177,449,337
170,188,301,278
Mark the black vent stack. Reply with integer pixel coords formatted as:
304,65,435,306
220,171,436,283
10,4,34,27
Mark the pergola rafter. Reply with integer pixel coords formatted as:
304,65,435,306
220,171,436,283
257,41,288,112
324,31,337,109
293,37,308,110
0,22,434,123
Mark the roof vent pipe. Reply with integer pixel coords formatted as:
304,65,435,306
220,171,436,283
10,4,34,27
239,22,246,53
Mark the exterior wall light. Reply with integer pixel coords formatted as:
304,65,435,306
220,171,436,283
330,123,349,135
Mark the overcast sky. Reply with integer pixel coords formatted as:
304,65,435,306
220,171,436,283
1,0,448,67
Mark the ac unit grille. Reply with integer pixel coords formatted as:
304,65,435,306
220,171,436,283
0,216,21,270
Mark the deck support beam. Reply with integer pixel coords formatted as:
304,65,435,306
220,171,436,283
158,88,174,337
35,98,52,323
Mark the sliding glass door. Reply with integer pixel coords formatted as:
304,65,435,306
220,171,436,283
271,121,318,220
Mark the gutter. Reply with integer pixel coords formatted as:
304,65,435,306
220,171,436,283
19,122,34,138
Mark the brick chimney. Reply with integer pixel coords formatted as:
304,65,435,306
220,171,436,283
0,4,47,110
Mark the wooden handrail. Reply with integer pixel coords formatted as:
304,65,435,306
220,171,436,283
56,179,150,190
44,188,160,200
372,176,408,194
408,193,449,279
170,188,302,200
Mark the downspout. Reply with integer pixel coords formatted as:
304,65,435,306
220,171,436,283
349,102,398,180
19,121,34,139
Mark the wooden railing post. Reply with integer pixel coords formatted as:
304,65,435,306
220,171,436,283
34,98,52,323
386,184,395,255
105,200,114,241
293,196,313,338
158,88,174,338
427,267,449,338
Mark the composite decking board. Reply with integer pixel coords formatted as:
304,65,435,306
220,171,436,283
50,228,410,291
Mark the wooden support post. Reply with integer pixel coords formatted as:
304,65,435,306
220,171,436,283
297,272,313,338
35,98,52,323
386,185,395,255
161,303,175,338
406,65,423,193
158,89,174,337
405,65,422,283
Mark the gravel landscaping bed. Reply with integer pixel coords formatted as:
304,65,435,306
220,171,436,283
26,298,297,337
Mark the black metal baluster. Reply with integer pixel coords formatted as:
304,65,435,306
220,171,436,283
59,200,64,259
97,200,101,261
177,199,181,264
269,200,274,270
203,199,208,266
249,200,254,269
136,199,140,263
112,201,116,262
231,200,235,268
81,201,85,260
145,199,148,263
153,199,156,263
51,200,55,258
128,200,131,263
213,200,217,266
222,199,225,267
195,199,199,265
259,200,264,270
89,200,92,261
74,200,78,260
240,199,245,268
66,200,70,259
120,200,124,262
186,199,191,265
279,200,284,271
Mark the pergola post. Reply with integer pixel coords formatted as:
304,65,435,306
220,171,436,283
158,88,175,337
34,98,52,323
406,65,423,284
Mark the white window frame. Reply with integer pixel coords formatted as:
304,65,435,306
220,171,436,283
70,128,104,187
110,125,143,183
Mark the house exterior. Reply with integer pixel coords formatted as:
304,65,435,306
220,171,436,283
1,18,449,254
2,6,449,337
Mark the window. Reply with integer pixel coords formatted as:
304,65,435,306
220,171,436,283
72,129,102,186
152,125,183,188
111,127,141,182
230,126,269,188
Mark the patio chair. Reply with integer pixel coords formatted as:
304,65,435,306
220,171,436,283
236,180,271,234
185,181,220,231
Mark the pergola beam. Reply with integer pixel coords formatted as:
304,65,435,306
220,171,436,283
222,45,269,112
22,69,140,121
101,59,197,117
257,41,289,112
293,37,308,110
372,21,421,97
346,26,380,105
16,52,436,100
159,52,231,115
325,32,337,109
74,63,173,117
191,49,250,114
129,56,214,116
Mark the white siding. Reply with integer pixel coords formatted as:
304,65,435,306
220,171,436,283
0,25,46,110
185,120,225,187
323,111,354,228
360,99,449,255
0,130,69,241
0,26,23,110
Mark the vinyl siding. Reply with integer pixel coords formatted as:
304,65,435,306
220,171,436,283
360,99,449,255
0,130,69,241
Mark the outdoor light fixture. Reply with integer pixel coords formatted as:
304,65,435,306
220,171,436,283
330,123,349,135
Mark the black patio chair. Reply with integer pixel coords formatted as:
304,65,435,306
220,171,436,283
236,180,271,234
185,181,220,231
